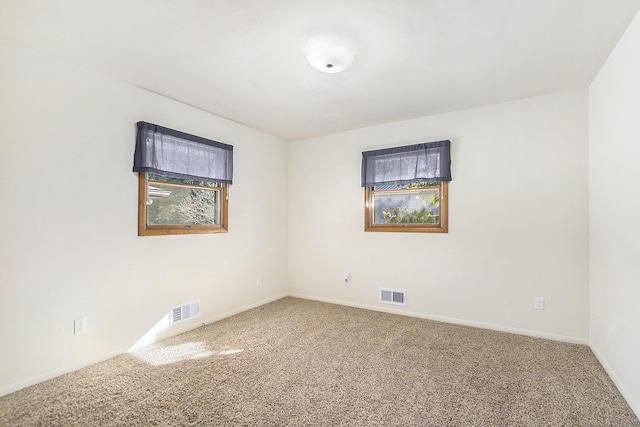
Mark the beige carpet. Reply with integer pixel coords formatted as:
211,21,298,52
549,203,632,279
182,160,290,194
1,297,638,426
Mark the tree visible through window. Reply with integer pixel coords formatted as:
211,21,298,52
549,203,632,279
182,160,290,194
139,174,228,236
365,181,448,232
146,174,221,225
378,182,440,224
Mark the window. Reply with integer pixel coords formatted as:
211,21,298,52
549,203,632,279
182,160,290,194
133,121,233,236
362,140,451,233
138,173,228,235
365,181,448,232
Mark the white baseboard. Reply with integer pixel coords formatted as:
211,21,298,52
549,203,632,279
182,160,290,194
0,348,130,398
0,293,289,397
288,292,588,345
199,293,289,325
589,343,640,420
161,293,288,340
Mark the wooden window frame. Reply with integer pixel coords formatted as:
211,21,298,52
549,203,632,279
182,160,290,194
138,174,228,236
364,182,448,233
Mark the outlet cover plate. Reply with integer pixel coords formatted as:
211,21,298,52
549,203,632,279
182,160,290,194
344,273,351,285
74,317,86,334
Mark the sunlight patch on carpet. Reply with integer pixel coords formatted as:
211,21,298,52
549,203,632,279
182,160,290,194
131,342,243,366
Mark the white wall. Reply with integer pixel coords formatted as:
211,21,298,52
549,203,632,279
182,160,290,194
0,40,288,395
288,89,589,341
589,10,640,418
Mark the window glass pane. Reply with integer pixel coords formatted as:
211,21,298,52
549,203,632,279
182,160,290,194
148,173,218,188
147,182,219,225
373,188,440,224
373,182,439,190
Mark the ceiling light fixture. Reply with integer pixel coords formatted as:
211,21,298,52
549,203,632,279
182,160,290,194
306,41,354,74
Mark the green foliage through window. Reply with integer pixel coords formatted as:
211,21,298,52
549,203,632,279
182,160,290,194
365,181,448,233
374,184,439,224
149,182,219,225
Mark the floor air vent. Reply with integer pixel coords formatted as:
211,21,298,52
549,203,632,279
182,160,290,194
170,300,200,326
380,288,407,306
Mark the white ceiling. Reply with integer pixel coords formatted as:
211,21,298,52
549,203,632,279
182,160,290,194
2,0,640,141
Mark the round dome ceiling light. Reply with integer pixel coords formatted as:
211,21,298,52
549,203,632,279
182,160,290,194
306,41,354,74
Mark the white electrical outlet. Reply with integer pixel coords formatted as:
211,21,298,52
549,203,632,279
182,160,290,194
257,276,262,286
344,273,351,286
534,297,545,310
74,317,86,335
